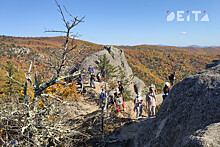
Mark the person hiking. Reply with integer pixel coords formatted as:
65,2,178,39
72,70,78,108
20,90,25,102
108,95,115,105
90,73,96,89
162,82,171,100
169,72,176,86
118,81,124,95
88,65,94,75
82,74,86,83
97,72,102,82
100,89,106,110
146,87,157,117
118,81,125,110
133,93,143,118
78,75,83,88
115,93,123,113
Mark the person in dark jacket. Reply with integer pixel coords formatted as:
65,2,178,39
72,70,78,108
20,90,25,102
169,72,176,86
118,81,125,110
90,73,96,88
162,82,171,100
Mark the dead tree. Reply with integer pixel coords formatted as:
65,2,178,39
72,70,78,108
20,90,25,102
1,0,88,146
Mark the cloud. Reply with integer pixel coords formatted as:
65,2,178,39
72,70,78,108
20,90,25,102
181,32,187,34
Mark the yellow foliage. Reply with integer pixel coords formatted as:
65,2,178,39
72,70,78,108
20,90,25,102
45,81,78,102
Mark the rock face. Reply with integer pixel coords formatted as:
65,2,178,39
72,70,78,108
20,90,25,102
108,60,220,147
73,46,145,94
133,76,146,95
206,59,220,69
10,47,30,54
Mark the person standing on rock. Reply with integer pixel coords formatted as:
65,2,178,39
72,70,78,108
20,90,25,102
78,75,83,88
146,87,157,117
97,72,102,82
169,72,176,86
88,65,94,84
90,73,96,89
108,95,115,106
115,93,123,113
88,65,94,74
134,93,143,118
100,89,106,110
118,81,125,110
162,82,171,100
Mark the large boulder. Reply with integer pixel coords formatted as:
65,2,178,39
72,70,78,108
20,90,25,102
206,59,220,69
133,76,146,95
184,122,220,146
76,46,133,78
73,46,146,95
107,60,220,147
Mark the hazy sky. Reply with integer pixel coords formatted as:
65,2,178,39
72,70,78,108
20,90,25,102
0,0,220,46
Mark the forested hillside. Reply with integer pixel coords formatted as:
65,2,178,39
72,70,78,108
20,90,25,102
0,35,219,93
120,45,220,91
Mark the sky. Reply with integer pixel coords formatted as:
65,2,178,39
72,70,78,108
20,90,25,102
0,0,220,46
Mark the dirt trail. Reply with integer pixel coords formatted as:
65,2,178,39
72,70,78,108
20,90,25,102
64,80,163,145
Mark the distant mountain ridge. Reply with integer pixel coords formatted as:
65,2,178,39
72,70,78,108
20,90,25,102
183,45,220,48
141,43,220,48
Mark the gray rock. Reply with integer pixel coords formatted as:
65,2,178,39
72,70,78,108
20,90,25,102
183,122,220,147
206,59,220,69
107,60,220,147
73,46,145,95
76,46,132,76
10,47,30,54
133,76,146,95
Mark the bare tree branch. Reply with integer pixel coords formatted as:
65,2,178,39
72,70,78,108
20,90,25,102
24,58,34,104
6,72,24,87
44,30,67,33
1,1,88,146
56,71,80,82
55,0,68,28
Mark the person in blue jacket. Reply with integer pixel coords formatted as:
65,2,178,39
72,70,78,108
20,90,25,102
88,65,94,74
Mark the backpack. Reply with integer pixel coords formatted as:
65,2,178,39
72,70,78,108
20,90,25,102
100,92,105,100
116,97,122,105
134,97,138,104
119,85,124,92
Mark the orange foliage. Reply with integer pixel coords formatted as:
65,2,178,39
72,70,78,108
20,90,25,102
45,81,78,102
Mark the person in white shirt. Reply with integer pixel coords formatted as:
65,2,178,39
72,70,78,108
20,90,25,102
162,82,171,100
134,93,143,118
146,87,157,117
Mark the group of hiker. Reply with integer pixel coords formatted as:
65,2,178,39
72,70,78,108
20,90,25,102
78,65,104,90
100,81,125,113
78,65,176,118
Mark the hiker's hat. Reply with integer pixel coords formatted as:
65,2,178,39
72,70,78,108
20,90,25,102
164,82,170,87
149,84,154,88
109,95,113,98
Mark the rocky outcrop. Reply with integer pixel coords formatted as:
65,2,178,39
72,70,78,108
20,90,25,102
133,76,146,94
184,122,220,146
10,47,30,54
107,60,220,147
77,46,133,79
206,59,220,69
73,46,146,95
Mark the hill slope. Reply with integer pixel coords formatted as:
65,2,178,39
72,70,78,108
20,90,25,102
0,36,219,93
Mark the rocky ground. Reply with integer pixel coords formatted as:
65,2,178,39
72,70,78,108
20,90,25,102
63,80,163,146
106,60,220,147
